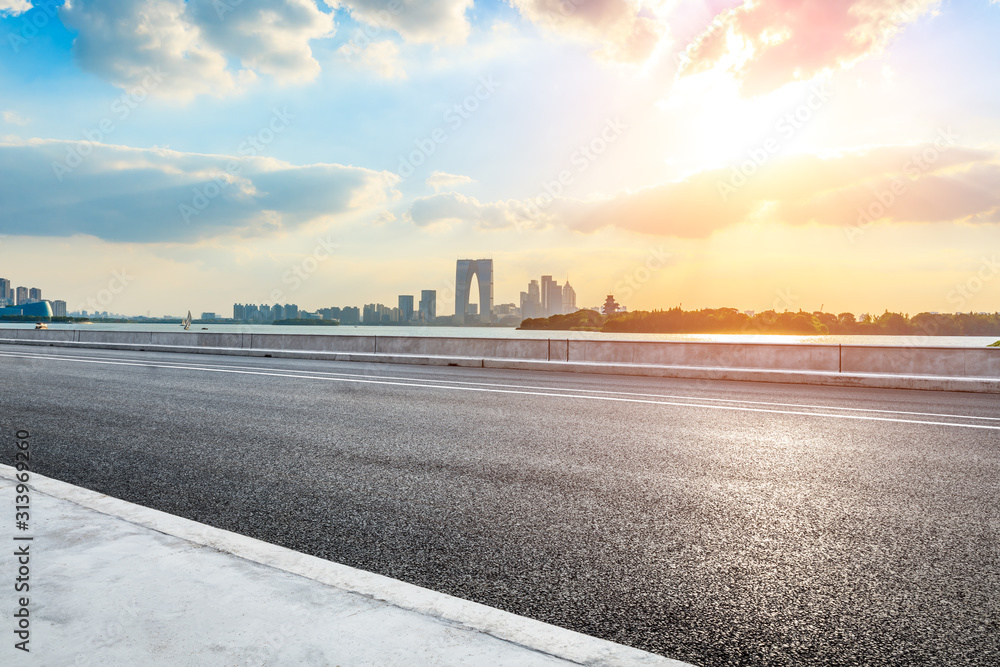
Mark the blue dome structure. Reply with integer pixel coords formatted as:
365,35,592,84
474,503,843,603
0,301,53,318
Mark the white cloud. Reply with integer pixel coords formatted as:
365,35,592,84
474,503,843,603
508,0,664,63
2,110,29,126
426,170,474,192
332,0,473,44
60,0,334,101
406,192,546,230
339,40,407,79
0,139,400,242
187,0,334,83
0,1,31,16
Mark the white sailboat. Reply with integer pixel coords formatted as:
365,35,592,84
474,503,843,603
181,310,192,330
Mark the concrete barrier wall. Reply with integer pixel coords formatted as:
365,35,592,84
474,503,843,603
1,329,998,379
842,346,1000,378
78,330,152,345
641,342,840,372
8,329,77,342
568,340,841,371
373,336,550,360
151,332,248,349
250,333,375,353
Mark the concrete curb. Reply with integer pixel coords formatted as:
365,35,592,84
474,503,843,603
2,335,999,393
0,465,689,667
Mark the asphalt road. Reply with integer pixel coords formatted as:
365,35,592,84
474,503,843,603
1,343,998,666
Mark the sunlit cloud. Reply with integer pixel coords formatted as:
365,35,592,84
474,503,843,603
680,0,940,95
426,170,475,192
331,0,474,44
509,0,665,63
407,142,1000,238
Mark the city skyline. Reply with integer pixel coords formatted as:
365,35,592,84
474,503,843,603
227,260,581,324
2,2,999,317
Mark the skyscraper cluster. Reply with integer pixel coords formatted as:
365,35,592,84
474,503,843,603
233,303,300,322
520,275,576,319
229,262,575,325
316,306,360,324
0,279,41,306
0,278,65,317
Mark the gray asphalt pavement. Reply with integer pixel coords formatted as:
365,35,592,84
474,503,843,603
1,343,998,666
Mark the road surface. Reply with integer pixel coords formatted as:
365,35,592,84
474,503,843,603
1,344,998,665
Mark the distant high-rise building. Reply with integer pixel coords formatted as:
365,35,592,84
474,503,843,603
51,300,67,318
234,303,246,320
544,279,562,317
28,287,41,303
520,279,541,319
419,290,437,322
398,295,414,322
317,307,342,321
455,259,493,324
16,286,28,305
341,306,360,324
562,281,576,314
528,279,540,304
284,304,298,319
0,278,10,305
540,276,554,315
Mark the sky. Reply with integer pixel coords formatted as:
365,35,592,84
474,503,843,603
1,0,1000,317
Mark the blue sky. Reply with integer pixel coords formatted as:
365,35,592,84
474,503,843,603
2,0,1000,316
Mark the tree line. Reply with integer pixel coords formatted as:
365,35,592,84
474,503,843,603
520,307,1000,336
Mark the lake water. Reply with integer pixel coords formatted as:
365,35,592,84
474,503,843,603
2,322,998,348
